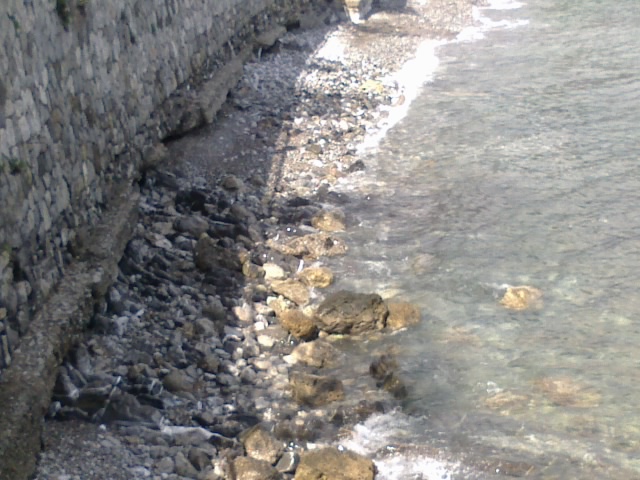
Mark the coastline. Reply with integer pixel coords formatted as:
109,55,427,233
34,2,483,479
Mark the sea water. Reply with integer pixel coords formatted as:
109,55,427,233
328,0,640,478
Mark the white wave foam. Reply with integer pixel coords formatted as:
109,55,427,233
340,411,457,480
358,39,443,155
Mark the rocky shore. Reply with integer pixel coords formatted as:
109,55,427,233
34,1,484,479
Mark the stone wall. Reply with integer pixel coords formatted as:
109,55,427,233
0,0,323,370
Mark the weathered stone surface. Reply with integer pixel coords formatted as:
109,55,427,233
289,371,345,407
316,291,388,335
499,285,543,311
298,266,334,288
263,263,287,281
271,279,310,306
241,425,284,464
278,309,318,341
267,233,348,259
232,456,282,480
386,302,421,330
295,447,376,480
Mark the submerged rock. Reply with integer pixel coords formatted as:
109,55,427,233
286,339,344,368
385,302,421,330
533,376,601,408
369,353,408,399
267,233,347,260
316,291,388,335
499,285,543,311
289,371,345,407
295,447,376,480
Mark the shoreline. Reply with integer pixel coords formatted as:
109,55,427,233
34,2,482,479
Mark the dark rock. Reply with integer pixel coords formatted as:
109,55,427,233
369,354,408,399
194,234,243,272
176,190,208,212
316,291,388,335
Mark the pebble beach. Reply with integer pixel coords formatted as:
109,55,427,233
34,2,482,479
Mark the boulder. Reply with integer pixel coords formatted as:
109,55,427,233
194,234,242,272
271,279,310,306
298,267,334,288
289,371,344,407
267,233,347,260
295,447,375,480
278,309,318,341
316,291,388,335
241,425,284,465
386,302,421,330
232,456,282,480
311,209,346,232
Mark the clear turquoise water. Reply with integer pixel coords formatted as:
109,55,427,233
330,1,640,477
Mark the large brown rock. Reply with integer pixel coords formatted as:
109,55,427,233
278,309,318,341
289,371,344,407
267,233,347,260
194,233,242,272
295,447,375,480
316,291,388,335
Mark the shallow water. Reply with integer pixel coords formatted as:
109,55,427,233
328,0,640,477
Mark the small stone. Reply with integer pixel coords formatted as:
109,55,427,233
287,339,343,368
222,175,244,191
155,456,175,474
195,317,218,337
199,353,220,374
241,425,284,464
270,279,310,306
277,309,317,341
175,215,209,238
263,263,287,281
188,447,211,471
175,450,200,478
163,369,194,393
275,451,299,473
